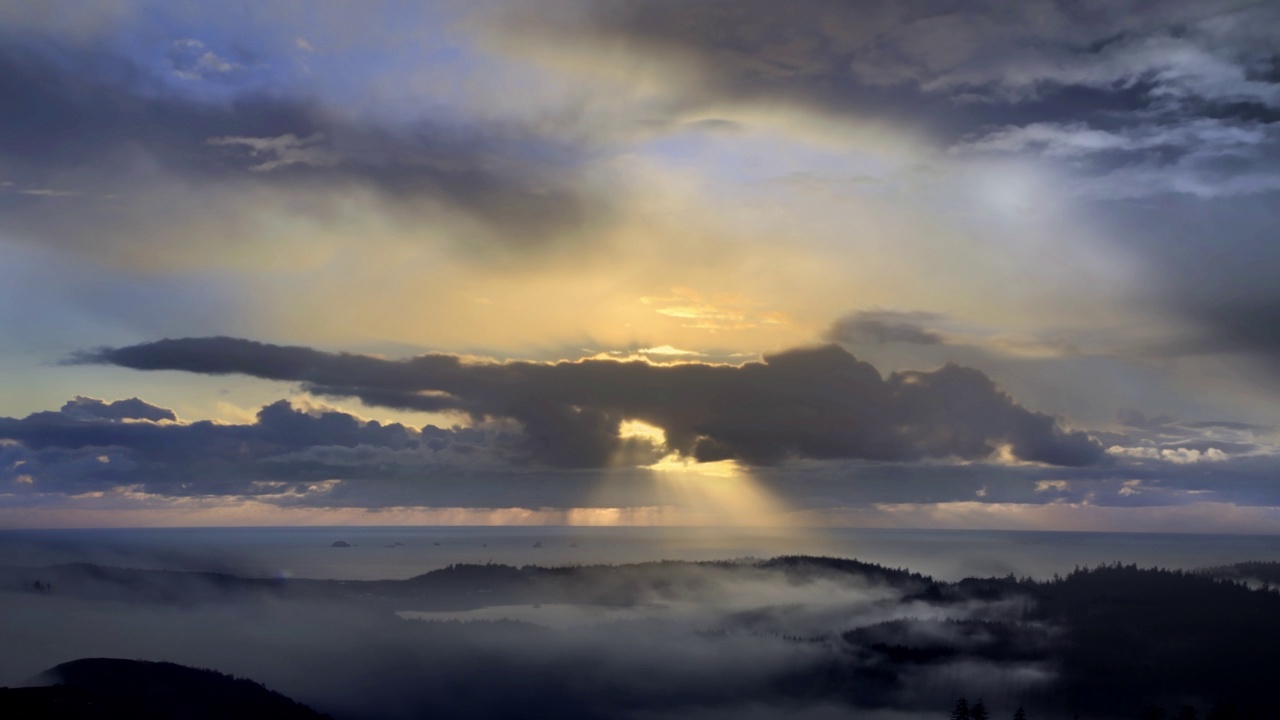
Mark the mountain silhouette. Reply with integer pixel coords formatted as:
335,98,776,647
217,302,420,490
0,658,328,720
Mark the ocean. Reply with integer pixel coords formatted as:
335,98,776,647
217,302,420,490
1,526,1277,581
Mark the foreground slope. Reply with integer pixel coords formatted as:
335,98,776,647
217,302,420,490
0,658,328,720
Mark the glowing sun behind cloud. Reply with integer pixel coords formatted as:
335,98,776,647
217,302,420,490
608,419,794,527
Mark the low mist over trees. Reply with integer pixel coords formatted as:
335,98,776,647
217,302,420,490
3,557,1279,719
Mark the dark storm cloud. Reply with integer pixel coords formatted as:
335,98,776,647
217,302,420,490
0,45,314,177
0,397,502,497
78,337,1105,468
501,0,1280,141
0,42,598,254
3,400,417,457
5,386,1277,509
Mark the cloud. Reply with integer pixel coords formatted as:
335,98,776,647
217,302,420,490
478,0,1280,382
907,22,1280,107
959,119,1280,198
638,346,706,358
962,120,1271,159
206,133,342,172
59,396,177,423
167,38,243,81
639,290,790,332
0,42,608,265
76,337,1105,468
4,388,1279,513
0,396,481,498
822,309,1090,372
0,1,1276,521
1107,445,1230,464
17,188,81,197
825,310,946,346
491,1,1280,131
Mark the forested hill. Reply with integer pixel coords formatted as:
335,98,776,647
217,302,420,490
1199,560,1280,586
4,558,1280,719
1,658,328,720
1,555,937,610
1029,563,1280,718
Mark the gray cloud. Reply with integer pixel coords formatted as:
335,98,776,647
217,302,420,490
498,0,1280,140
5,387,1278,510
76,337,1105,468
490,0,1280,376
165,38,244,81
825,310,946,346
1108,407,1273,464
0,397,503,498
959,118,1280,199
497,0,1280,224
58,396,177,423
0,42,604,261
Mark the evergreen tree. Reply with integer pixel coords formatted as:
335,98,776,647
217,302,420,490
1013,706,1027,720
951,697,971,720
971,698,990,720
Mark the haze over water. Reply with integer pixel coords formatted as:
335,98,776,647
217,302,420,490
3,526,1277,582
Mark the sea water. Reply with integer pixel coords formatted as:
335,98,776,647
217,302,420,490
0,526,1277,581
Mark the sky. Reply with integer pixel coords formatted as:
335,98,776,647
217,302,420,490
1,0,1279,531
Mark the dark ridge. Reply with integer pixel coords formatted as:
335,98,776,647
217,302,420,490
3,554,940,614
388,555,936,609
2,658,327,720
1030,564,1280,717
756,555,935,586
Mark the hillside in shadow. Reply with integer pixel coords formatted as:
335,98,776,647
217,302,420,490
0,658,328,720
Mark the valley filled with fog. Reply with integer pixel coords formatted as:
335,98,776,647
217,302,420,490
3,535,1278,720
